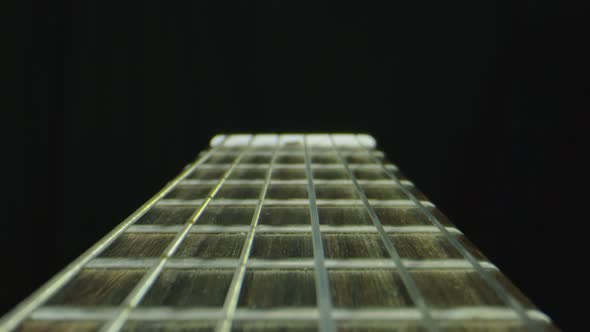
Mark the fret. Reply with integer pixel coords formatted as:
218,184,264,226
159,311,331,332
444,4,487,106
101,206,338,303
1,134,559,332
107,228,479,261
189,163,399,170
125,224,463,234
28,306,551,323
85,257,498,271
181,179,415,186
10,306,555,330
155,198,437,206
200,153,386,167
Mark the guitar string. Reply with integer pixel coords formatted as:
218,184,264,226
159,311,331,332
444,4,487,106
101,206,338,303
216,135,281,332
304,135,337,332
330,134,440,332
99,136,255,332
0,135,229,332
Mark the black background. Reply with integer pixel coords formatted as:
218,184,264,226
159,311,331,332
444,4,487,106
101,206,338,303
6,1,589,330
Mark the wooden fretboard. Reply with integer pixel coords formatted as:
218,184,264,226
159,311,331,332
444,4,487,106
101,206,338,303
2,134,558,332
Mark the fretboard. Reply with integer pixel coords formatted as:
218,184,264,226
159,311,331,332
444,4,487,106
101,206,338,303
2,134,558,332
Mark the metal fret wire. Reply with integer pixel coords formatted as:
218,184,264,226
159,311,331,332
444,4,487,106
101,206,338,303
124,225,463,234
304,136,337,332
157,198,436,207
206,150,386,157
191,163,397,170
354,134,545,331
0,136,229,332
180,178,413,186
329,135,440,332
99,136,255,332
30,306,551,323
216,139,281,332
84,257,498,270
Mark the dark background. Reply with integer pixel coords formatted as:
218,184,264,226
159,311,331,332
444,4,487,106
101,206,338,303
6,1,589,330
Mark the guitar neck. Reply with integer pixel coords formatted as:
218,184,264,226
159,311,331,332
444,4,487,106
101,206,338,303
1,133,559,332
